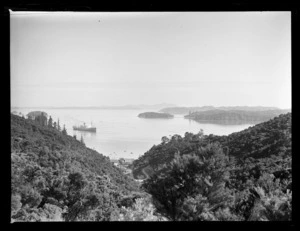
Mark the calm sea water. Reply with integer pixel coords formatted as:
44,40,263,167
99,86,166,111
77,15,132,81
13,108,255,159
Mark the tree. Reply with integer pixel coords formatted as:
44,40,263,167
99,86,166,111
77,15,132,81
80,135,85,145
11,194,22,216
62,125,67,135
161,136,170,144
249,186,292,221
62,172,100,221
143,143,233,221
41,112,47,126
35,113,47,126
57,119,61,131
184,132,194,141
53,122,57,130
48,116,53,128
197,129,204,138
118,158,125,165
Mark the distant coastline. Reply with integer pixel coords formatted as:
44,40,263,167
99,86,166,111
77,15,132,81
138,112,174,119
11,103,177,111
160,106,290,115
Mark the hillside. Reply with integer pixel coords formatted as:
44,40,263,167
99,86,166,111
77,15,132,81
138,112,174,119
11,114,142,221
205,113,291,159
132,113,291,179
159,106,286,115
132,113,291,221
184,109,290,123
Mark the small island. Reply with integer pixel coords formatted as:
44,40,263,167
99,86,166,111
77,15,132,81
138,112,174,119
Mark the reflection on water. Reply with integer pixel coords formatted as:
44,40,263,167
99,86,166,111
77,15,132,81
73,130,97,139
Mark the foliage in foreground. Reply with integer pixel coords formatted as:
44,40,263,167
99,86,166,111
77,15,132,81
11,114,141,222
142,141,291,221
111,196,168,221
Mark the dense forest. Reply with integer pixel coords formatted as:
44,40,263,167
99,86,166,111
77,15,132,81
184,109,290,123
138,112,174,119
11,114,166,221
11,112,292,221
132,113,292,221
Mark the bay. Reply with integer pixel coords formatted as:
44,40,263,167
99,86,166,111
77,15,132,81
12,108,255,159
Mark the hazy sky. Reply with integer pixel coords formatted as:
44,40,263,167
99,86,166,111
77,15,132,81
10,11,291,108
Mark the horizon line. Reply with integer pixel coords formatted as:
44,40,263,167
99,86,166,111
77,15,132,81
11,105,290,110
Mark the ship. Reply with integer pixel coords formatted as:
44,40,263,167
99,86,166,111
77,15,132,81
73,122,96,132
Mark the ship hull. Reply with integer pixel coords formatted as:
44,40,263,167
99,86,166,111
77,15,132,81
73,127,96,132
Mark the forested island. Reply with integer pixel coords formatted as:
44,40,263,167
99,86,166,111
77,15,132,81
11,111,292,221
184,109,290,124
160,106,288,115
138,112,174,119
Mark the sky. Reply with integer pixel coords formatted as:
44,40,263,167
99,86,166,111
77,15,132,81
10,11,291,109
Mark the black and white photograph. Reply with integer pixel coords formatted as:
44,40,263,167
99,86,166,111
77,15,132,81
10,10,292,222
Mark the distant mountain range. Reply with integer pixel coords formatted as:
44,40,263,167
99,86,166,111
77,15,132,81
159,106,290,115
138,112,174,119
11,103,177,111
122,103,177,110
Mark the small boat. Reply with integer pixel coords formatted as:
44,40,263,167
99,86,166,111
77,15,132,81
73,122,96,132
